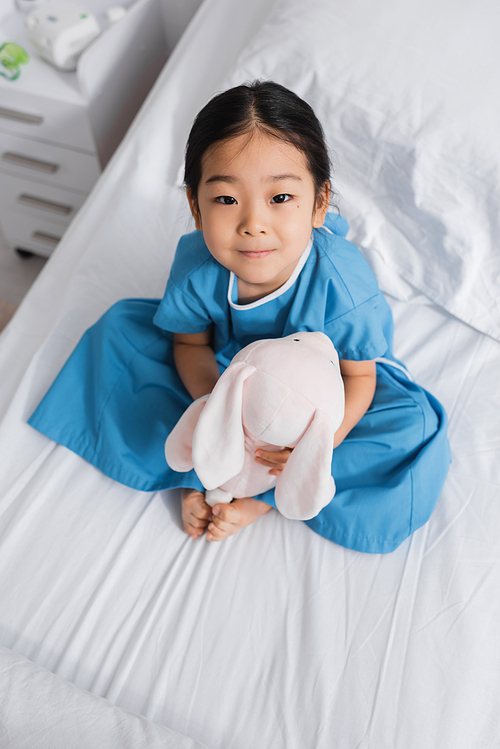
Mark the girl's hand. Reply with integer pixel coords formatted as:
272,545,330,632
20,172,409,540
255,447,293,476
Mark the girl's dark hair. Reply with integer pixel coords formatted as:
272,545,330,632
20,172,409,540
184,80,332,206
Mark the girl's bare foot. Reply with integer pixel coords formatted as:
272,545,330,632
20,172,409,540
206,496,272,542
181,487,212,539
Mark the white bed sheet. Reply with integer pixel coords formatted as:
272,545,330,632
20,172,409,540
1,297,499,748
1,0,500,746
0,646,206,749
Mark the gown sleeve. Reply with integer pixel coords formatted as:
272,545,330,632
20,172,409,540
323,293,391,361
153,232,214,334
312,226,394,361
153,277,213,334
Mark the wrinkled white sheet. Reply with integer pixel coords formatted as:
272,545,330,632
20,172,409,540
1,297,499,748
0,0,499,746
0,646,207,749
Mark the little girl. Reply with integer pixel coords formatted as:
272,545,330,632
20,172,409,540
29,81,450,554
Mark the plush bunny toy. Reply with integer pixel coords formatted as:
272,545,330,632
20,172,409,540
165,332,345,521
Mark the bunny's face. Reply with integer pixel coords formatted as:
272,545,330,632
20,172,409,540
235,332,344,439
242,372,326,447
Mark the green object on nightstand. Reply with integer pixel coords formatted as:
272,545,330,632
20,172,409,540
0,42,29,81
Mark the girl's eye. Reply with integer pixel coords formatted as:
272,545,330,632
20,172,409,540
271,193,293,204
215,196,237,205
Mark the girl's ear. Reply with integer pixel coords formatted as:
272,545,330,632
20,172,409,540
186,188,203,231
312,181,331,228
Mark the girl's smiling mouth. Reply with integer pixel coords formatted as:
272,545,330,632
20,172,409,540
238,249,276,258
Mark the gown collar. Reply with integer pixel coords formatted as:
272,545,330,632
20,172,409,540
227,235,313,311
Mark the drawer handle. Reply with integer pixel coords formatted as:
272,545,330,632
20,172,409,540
0,106,43,125
2,152,59,174
32,231,61,247
18,194,73,215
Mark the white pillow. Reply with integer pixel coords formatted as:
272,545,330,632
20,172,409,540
223,0,500,340
0,646,206,749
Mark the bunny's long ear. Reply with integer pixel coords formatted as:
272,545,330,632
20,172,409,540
275,409,336,520
165,395,209,472
192,362,255,490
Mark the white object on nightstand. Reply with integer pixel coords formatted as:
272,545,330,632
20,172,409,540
105,5,126,24
15,0,47,13
0,0,170,258
26,2,101,72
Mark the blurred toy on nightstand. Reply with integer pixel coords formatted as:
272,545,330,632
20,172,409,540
25,1,100,70
0,40,29,78
15,0,46,12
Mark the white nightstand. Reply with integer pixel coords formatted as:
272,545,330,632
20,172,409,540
0,0,187,258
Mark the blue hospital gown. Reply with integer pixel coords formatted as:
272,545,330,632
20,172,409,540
29,213,450,553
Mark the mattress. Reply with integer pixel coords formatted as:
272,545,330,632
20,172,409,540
0,0,499,746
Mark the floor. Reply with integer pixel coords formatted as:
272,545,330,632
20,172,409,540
0,225,47,332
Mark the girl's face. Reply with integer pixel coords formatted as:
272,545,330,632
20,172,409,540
187,131,330,302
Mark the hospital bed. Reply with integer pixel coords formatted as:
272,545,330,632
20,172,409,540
1,0,499,746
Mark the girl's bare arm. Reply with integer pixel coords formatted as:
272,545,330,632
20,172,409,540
334,359,376,447
173,329,220,400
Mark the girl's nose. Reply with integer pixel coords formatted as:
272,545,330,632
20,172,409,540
238,205,269,236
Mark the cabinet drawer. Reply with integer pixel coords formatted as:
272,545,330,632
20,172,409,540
0,88,95,153
0,133,101,193
0,209,67,258
0,172,88,228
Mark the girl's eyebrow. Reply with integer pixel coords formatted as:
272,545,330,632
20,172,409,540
267,173,303,183
204,173,303,185
205,175,237,185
